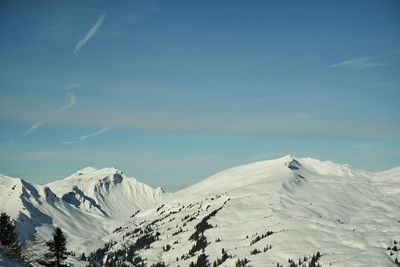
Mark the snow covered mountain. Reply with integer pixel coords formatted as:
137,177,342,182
47,167,164,218
77,155,400,267
0,167,164,255
1,156,399,266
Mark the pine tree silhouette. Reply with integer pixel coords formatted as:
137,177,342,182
42,227,68,267
80,252,86,261
0,212,20,258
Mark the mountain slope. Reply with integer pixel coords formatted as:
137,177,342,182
90,155,400,267
46,167,163,218
0,168,164,255
1,156,399,266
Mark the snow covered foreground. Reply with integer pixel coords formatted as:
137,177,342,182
1,155,399,266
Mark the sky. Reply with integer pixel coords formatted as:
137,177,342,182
0,0,399,191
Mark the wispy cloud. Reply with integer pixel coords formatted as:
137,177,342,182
80,127,111,141
56,92,76,113
62,127,111,145
329,56,387,70
74,13,106,55
23,92,76,137
24,120,45,136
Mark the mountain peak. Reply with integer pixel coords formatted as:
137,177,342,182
284,153,294,159
72,166,98,176
45,166,163,218
65,166,124,181
285,157,301,170
275,154,300,166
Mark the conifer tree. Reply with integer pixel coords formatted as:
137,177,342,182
42,227,68,267
196,253,208,267
0,212,21,257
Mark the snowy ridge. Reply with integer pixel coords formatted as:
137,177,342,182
1,156,400,266
90,156,400,267
47,167,163,218
0,168,164,255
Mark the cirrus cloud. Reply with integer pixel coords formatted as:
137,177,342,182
23,92,76,137
62,127,111,145
329,56,387,70
74,13,106,55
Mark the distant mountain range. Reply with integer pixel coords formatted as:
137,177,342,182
1,155,399,266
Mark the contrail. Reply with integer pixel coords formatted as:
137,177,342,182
74,13,106,55
62,127,112,145
23,92,76,137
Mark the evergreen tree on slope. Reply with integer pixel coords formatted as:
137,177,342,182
42,227,68,267
0,212,21,258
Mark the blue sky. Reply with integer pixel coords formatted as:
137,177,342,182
0,0,399,191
